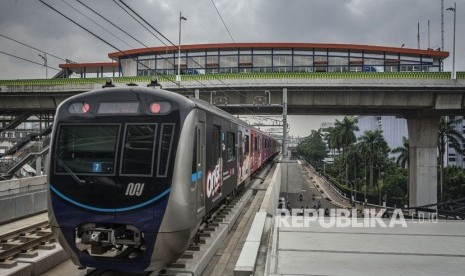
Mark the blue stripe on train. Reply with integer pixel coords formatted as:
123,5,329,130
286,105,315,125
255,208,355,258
50,184,170,212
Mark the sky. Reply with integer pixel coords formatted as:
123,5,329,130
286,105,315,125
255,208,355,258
0,0,463,136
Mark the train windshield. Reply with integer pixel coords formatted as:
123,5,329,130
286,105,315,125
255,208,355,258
55,125,119,174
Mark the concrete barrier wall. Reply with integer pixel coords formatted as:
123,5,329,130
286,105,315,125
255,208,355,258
0,190,47,223
260,163,281,216
0,176,47,197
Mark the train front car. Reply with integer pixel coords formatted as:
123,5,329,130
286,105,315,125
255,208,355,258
47,87,197,272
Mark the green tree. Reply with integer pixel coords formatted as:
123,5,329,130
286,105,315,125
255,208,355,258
392,136,409,169
358,129,390,189
333,116,359,181
346,143,363,197
326,127,340,158
438,117,464,201
297,130,327,163
382,166,408,206
443,166,465,201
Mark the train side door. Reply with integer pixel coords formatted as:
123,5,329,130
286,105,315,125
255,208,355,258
196,121,206,219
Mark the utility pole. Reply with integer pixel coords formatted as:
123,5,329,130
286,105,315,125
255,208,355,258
428,20,431,48
417,21,420,49
441,0,445,51
177,12,187,85
447,3,457,79
38,53,47,79
441,0,445,71
282,88,288,157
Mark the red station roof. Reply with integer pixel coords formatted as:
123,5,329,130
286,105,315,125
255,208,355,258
107,42,449,60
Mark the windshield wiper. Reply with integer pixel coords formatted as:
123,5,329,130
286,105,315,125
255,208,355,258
55,155,86,185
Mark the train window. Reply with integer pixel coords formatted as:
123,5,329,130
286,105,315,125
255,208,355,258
212,125,221,164
157,124,175,177
121,124,157,176
244,135,250,155
192,127,197,175
226,132,235,162
254,137,258,152
238,132,243,160
55,125,119,175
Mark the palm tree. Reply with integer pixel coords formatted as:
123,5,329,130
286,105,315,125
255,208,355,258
438,116,464,202
346,144,363,200
358,129,389,189
333,116,359,181
392,136,409,169
326,127,341,158
334,116,359,153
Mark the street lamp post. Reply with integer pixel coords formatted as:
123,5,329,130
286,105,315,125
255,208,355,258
447,3,456,79
265,90,271,105
177,12,187,84
210,91,216,105
38,53,47,79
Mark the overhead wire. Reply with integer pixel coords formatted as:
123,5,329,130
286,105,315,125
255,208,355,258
0,33,70,62
61,0,135,49
113,0,257,114
111,0,208,89
115,0,172,45
209,0,236,44
73,0,199,88
39,0,191,91
209,0,272,115
75,0,150,48
209,0,267,113
38,0,191,90
0,50,61,71
112,0,167,47
38,0,258,115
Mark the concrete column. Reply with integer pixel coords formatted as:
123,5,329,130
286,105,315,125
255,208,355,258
35,156,42,176
194,89,199,99
407,115,439,209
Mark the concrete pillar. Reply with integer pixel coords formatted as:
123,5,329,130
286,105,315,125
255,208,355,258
35,156,42,176
407,115,439,209
194,89,199,99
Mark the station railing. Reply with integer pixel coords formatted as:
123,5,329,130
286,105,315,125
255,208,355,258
0,71,463,86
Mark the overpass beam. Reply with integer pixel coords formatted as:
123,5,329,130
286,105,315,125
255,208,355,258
407,115,439,210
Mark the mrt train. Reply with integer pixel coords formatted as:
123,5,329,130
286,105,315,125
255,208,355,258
47,87,280,272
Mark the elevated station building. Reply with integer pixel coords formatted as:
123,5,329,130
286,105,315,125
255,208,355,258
57,43,448,78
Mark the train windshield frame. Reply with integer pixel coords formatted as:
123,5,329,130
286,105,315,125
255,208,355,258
54,124,120,175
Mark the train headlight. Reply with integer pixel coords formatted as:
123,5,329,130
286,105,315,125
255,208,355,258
69,102,90,114
149,101,171,114
150,102,161,114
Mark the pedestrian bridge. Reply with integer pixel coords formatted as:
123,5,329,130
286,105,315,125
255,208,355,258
1,72,464,115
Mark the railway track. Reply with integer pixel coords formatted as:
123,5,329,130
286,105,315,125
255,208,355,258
0,219,54,268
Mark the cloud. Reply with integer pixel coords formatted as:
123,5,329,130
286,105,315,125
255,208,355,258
0,0,463,78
